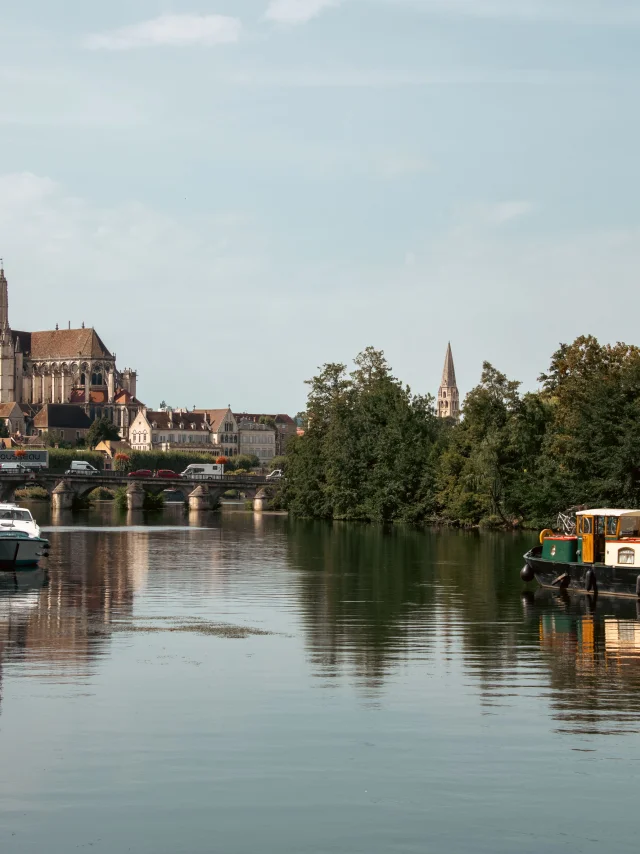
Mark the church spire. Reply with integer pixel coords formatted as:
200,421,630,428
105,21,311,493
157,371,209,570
437,342,460,420
0,260,8,331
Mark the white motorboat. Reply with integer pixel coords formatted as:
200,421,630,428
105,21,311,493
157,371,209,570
0,504,49,570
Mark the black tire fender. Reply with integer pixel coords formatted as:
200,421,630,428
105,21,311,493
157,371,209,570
636,575,640,598
520,564,535,583
585,569,597,593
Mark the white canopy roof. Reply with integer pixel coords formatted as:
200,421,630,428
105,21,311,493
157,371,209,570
576,509,640,517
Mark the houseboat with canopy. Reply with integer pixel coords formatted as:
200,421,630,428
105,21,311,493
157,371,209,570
522,509,640,598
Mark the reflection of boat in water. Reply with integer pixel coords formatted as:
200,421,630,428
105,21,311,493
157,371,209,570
0,504,49,570
0,568,48,616
521,589,640,733
522,508,640,598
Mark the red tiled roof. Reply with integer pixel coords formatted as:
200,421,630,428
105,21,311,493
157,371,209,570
193,409,232,432
69,389,107,404
12,328,113,360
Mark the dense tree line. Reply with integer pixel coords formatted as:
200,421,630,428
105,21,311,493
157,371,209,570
283,337,640,527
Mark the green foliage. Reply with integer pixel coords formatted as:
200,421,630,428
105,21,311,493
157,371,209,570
0,420,10,438
48,449,104,472
233,454,260,470
15,486,49,501
86,417,121,448
88,487,115,501
283,338,640,527
259,415,276,429
270,456,287,471
284,347,440,523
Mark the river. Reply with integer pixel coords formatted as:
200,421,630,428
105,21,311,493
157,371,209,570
1,505,640,853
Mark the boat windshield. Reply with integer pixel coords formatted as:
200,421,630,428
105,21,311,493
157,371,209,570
0,509,33,522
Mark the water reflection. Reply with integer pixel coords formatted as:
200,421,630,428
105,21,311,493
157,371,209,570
521,591,640,734
1,508,640,740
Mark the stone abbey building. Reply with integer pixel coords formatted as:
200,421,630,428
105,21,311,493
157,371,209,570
0,264,141,433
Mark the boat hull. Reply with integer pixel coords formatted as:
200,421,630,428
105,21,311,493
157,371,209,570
0,536,48,570
524,548,640,598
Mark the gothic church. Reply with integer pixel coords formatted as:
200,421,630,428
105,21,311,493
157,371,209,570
0,264,141,432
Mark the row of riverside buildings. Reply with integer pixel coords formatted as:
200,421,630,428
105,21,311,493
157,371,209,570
0,263,460,458
0,264,297,463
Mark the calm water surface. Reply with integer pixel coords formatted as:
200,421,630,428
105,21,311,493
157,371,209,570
1,505,640,853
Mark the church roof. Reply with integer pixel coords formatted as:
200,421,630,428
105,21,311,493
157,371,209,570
12,327,113,360
440,342,457,389
33,404,93,430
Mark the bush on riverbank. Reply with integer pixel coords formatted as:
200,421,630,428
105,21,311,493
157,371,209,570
88,487,115,501
15,486,49,501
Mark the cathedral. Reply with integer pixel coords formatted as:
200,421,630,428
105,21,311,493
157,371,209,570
0,264,141,432
437,342,460,420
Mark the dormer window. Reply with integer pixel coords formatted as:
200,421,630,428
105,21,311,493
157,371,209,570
179,422,184,429
152,421,157,428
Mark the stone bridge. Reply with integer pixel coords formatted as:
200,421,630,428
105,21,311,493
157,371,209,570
0,471,281,511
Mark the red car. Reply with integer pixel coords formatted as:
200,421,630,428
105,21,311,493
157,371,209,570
154,469,180,479
128,469,153,478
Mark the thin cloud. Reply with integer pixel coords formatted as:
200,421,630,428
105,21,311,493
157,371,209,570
265,0,341,25
392,0,640,25
85,14,242,50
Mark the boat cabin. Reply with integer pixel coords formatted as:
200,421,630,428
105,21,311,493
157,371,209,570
576,509,640,567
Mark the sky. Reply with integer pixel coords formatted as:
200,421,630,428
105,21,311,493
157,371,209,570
1,0,639,414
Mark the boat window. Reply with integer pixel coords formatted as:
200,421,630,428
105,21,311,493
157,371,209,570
618,548,635,565
12,510,32,521
582,517,593,534
576,517,582,535
606,517,619,537
596,516,605,535
621,518,640,538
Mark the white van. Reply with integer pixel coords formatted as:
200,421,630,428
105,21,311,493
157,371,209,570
180,464,224,479
0,462,27,472
65,461,99,475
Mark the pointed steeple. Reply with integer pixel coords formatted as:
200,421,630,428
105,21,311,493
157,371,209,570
0,260,8,331
441,341,456,388
437,342,460,420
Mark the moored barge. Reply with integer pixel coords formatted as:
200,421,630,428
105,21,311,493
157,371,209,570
522,509,640,598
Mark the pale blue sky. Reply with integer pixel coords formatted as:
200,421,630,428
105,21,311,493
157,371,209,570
1,1,639,412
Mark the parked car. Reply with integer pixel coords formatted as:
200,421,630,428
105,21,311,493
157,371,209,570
266,469,283,480
128,469,153,478
154,469,180,479
65,461,99,475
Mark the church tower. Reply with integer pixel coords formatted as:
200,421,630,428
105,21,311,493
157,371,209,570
0,263,17,403
437,342,459,420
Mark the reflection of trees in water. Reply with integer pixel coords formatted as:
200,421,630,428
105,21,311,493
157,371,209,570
286,520,439,688
288,520,640,732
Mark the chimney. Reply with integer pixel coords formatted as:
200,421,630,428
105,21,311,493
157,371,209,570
68,321,71,329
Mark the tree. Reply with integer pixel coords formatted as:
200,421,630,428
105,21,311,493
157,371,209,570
85,417,121,448
234,454,260,470
259,415,276,429
284,347,440,522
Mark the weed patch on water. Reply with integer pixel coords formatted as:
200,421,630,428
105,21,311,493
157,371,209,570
110,619,278,638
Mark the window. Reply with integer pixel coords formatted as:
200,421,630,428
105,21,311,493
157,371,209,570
582,516,592,534
606,517,619,537
618,548,635,565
